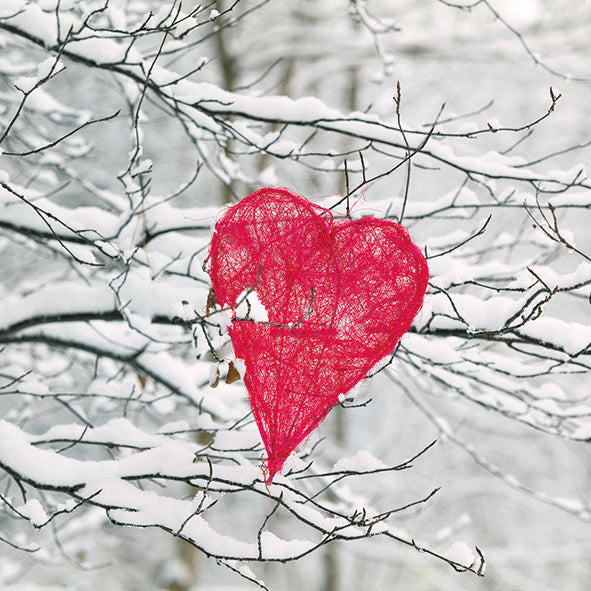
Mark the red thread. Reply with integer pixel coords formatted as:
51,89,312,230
208,187,429,483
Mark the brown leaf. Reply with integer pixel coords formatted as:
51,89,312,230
225,361,241,384
206,287,217,314
210,366,220,388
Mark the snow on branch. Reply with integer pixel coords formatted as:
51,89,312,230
0,419,483,574
0,1,588,587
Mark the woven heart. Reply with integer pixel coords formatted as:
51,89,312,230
208,187,428,482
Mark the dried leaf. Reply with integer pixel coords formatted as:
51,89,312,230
225,360,241,384
206,287,217,314
210,367,220,388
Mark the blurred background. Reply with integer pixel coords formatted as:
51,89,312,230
1,1,590,590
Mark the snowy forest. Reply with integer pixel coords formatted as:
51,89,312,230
0,1,590,590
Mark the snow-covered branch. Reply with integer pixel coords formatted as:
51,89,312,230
0,1,589,588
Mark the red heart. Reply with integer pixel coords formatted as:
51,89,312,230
208,188,428,481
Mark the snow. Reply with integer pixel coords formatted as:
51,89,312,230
61,243,97,264
530,261,591,290
1,1,590,586
0,182,121,238
14,75,37,93
56,499,77,512
34,418,170,449
0,421,87,487
36,56,61,79
172,299,196,322
332,450,387,472
209,363,220,387
0,0,26,18
553,496,585,512
259,532,314,560
560,229,576,248
403,334,462,365
23,87,84,121
445,541,475,568
18,380,50,394
259,164,279,186
211,308,233,333
232,358,246,378
194,414,219,430
235,289,269,322
457,121,479,135
570,422,591,440
0,283,115,333
130,159,153,176
426,292,527,332
0,421,260,550
16,499,48,527
520,317,591,355
213,429,260,452
428,258,519,291
157,420,190,434
94,239,119,258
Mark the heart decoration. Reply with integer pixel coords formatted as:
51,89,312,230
208,187,429,482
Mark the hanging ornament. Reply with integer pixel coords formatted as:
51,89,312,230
208,187,429,482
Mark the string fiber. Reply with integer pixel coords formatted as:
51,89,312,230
208,187,429,482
